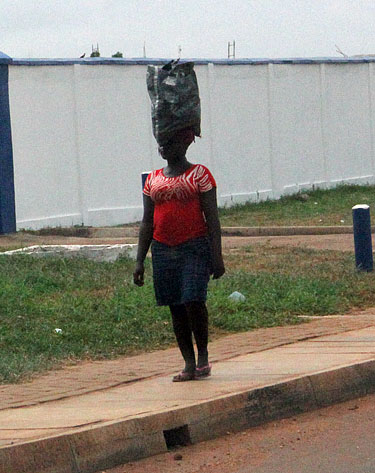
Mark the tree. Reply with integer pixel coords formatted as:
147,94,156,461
112,51,123,58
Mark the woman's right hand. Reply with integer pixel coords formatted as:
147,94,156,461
211,258,226,280
133,261,145,286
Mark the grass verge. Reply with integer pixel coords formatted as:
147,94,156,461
218,184,375,227
1,244,375,383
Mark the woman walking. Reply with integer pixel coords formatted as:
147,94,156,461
133,127,225,382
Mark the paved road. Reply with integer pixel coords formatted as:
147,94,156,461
105,393,375,473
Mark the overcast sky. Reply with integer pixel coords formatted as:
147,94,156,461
1,0,375,60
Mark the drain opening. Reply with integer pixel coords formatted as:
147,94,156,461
163,425,192,449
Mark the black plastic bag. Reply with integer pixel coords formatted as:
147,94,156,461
147,60,201,146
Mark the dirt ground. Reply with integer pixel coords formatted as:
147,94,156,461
222,234,358,252
0,232,359,253
105,393,375,473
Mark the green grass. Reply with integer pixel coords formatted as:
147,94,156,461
1,246,375,383
218,184,375,227
208,271,344,331
0,256,175,383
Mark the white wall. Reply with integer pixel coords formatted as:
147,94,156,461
8,59,375,229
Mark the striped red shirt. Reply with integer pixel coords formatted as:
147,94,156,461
143,164,216,246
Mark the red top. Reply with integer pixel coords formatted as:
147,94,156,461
143,164,216,246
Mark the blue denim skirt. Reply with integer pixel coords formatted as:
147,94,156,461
151,237,211,306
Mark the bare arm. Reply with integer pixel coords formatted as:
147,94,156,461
199,188,225,279
133,194,154,286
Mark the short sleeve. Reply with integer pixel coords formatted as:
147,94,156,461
143,172,153,196
196,165,216,193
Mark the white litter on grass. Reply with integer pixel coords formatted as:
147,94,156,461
54,328,63,334
0,244,138,262
228,291,246,302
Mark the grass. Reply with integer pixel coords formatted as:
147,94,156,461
218,184,375,227
1,244,375,384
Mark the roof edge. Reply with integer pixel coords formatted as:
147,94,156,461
9,56,375,67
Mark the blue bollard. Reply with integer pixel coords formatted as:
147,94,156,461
141,172,150,190
352,204,373,271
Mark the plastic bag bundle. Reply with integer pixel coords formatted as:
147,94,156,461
147,60,201,146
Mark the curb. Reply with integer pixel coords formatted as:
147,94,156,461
0,244,138,261
89,226,365,239
221,226,358,237
1,358,375,473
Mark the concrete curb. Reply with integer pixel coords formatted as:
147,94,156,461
0,244,138,261
2,358,375,473
221,226,358,236
89,225,367,238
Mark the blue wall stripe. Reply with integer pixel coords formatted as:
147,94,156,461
10,56,375,67
0,64,16,234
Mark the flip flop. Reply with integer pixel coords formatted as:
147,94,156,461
195,364,212,379
172,371,196,382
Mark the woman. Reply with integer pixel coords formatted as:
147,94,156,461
133,127,225,382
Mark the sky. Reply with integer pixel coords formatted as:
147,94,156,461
1,0,375,60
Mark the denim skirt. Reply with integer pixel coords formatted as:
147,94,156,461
151,237,211,306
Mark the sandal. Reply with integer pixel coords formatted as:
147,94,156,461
195,364,212,379
172,370,196,382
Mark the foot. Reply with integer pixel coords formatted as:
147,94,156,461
172,370,196,382
195,363,212,379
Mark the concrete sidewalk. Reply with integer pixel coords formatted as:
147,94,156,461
1,313,375,473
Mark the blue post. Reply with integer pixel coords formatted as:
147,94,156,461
0,51,16,234
352,204,373,271
141,172,150,190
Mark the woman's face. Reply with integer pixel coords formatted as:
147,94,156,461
159,139,187,161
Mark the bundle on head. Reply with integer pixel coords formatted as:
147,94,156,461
147,60,201,146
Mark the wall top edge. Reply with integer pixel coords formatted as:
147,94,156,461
0,51,12,64
9,56,375,67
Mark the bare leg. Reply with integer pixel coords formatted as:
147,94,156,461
169,304,196,373
185,301,209,369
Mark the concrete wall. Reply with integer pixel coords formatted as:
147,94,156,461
7,57,375,230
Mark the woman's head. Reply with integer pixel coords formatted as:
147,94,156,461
158,127,195,161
